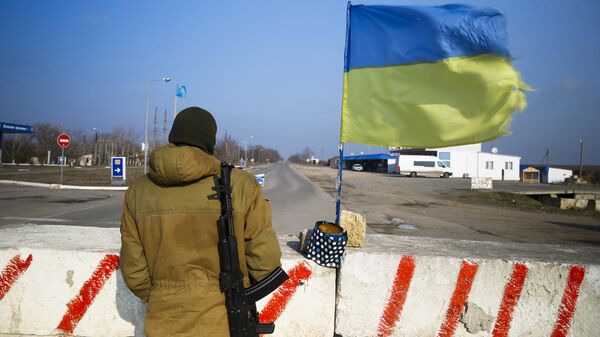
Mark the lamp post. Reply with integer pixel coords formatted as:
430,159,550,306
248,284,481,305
578,139,584,179
144,77,171,174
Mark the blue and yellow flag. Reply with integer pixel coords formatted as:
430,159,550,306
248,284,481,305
341,4,530,147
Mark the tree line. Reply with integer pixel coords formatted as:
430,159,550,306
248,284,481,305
288,147,327,165
1,123,282,166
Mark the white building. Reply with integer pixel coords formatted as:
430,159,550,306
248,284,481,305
539,167,573,184
391,144,521,180
432,144,521,180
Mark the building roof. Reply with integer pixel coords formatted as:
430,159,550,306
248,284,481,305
343,154,396,161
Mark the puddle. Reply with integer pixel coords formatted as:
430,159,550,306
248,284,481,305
398,224,417,230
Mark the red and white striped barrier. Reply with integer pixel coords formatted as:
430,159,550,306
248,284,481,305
336,238,600,337
0,226,335,337
2,226,599,337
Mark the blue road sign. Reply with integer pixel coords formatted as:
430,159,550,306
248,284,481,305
1,122,33,134
255,174,265,188
111,157,125,178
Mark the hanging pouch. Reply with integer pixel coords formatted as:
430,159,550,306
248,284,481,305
306,221,348,268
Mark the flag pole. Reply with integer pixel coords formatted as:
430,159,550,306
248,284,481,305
335,1,352,225
335,143,344,225
173,95,178,120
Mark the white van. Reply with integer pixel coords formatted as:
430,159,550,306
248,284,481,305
397,155,452,178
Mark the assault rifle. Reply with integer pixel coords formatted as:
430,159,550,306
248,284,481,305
216,162,289,337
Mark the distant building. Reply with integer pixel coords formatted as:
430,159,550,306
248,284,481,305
389,144,521,180
535,166,573,184
520,166,540,184
342,154,397,173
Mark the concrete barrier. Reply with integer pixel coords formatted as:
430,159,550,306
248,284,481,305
471,178,493,190
3,226,600,337
0,225,335,337
336,235,600,337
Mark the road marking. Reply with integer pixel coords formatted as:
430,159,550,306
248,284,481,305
0,254,33,301
2,217,71,223
437,260,479,337
550,265,586,337
259,261,312,323
377,256,416,337
56,254,119,334
492,262,528,337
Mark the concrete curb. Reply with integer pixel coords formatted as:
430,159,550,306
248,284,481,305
0,180,128,191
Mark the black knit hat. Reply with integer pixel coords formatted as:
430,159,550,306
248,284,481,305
169,107,217,154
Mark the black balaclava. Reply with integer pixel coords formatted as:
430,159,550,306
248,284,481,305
168,107,217,154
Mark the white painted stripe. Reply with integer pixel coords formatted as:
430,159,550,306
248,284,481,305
0,180,128,191
2,217,71,223
0,180,51,188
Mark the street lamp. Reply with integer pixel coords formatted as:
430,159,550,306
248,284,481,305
578,139,584,179
144,77,172,174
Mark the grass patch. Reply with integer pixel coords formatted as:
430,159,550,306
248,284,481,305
456,190,600,218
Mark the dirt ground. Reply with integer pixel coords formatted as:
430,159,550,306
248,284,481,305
294,165,600,248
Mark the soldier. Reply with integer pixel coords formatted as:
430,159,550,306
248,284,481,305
120,107,282,336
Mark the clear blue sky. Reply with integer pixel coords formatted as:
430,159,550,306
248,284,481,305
1,0,598,164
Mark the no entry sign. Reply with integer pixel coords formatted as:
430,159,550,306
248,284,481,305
57,134,71,149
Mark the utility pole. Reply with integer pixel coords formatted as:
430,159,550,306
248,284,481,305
578,139,584,179
153,106,158,151
163,108,168,145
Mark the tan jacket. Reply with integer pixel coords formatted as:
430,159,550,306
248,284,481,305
120,144,282,337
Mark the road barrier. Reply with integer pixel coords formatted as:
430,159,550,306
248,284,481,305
0,226,335,337
1,226,598,337
336,236,600,337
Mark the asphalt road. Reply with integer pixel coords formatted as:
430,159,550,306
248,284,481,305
0,163,334,235
259,162,336,234
0,184,124,228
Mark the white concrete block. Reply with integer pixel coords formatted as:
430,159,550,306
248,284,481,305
336,235,600,337
471,177,493,190
257,240,336,337
0,226,335,337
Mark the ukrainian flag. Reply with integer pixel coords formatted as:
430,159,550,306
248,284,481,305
341,4,530,148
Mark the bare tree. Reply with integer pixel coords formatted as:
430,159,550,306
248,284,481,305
301,147,314,159
2,134,34,163
32,123,61,164
214,131,242,163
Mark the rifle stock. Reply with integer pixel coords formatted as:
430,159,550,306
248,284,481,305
216,163,289,337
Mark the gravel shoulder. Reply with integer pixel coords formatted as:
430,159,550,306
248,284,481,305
293,164,600,248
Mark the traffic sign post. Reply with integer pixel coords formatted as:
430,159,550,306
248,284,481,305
255,173,265,188
0,122,33,166
111,157,127,185
56,134,71,185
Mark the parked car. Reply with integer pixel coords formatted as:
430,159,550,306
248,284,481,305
397,155,452,178
352,164,363,171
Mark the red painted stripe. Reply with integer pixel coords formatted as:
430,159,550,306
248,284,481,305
550,265,586,337
377,256,416,337
56,254,120,334
0,254,33,301
437,260,479,337
259,261,312,323
492,262,528,337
